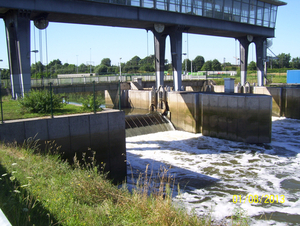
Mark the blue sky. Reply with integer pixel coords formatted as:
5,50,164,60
0,0,298,69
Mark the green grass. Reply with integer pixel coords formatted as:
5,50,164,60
211,72,287,86
0,95,95,121
0,143,208,226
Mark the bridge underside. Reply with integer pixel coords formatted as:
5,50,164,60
0,0,275,38
0,0,279,96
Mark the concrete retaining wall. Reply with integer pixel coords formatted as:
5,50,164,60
127,90,152,110
168,92,200,133
0,110,126,182
167,92,272,143
201,93,272,143
253,86,300,119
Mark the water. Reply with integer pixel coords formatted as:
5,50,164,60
125,113,175,137
126,117,300,225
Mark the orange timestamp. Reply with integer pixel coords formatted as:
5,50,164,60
232,195,285,204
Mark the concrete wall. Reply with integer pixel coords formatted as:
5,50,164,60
200,93,272,143
128,90,152,109
0,110,126,182
253,86,300,119
284,88,300,119
167,91,272,143
167,92,200,133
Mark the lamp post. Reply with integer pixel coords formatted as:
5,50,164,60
183,53,187,76
76,55,78,74
119,58,122,82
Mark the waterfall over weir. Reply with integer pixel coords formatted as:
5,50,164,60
125,113,175,137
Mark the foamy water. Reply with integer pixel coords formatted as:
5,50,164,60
126,117,300,225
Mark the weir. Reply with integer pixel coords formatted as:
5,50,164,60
125,113,174,137
105,80,274,144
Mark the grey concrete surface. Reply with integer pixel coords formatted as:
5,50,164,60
0,110,126,182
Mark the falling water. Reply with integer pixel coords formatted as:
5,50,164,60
125,113,175,137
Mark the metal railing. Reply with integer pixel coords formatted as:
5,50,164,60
1,74,207,88
0,81,103,123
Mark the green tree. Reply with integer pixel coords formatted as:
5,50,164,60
125,56,141,72
291,57,300,69
193,56,205,71
212,59,222,71
95,64,108,74
248,61,257,70
101,58,111,67
201,60,212,71
78,63,88,73
273,53,291,68
182,59,191,72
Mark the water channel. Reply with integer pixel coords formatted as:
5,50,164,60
126,117,300,225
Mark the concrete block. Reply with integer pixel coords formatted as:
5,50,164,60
89,113,109,154
246,96,259,110
24,119,48,141
47,117,70,140
69,115,90,152
0,121,25,143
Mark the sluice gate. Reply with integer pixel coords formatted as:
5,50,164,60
125,112,174,137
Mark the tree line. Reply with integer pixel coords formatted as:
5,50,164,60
0,52,299,79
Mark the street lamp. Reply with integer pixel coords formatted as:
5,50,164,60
119,58,122,82
76,55,78,74
183,53,187,76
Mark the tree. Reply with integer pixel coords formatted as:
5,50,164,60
125,56,141,72
182,59,191,72
273,53,291,68
100,58,111,67
212,59,222,71
95,64,108,74
291,57,300,69
140,55,155,65
248,61,257,70
193,56,205,71
78,63,88,73
201,60,212,71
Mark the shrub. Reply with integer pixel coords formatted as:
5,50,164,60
18,89,65,114
80,94,104,112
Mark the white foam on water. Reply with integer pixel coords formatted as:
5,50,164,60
126,117,300,225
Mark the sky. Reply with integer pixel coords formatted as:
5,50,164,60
0,0,299,69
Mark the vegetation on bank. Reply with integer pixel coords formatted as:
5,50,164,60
0,142,251,226
0,52,297,80
1,91,104,121
0,143,203,226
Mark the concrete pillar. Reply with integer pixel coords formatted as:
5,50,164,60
153,30,167,89
254,37,266,86
238,37,251,86
4,10,31,99
169,27,183,91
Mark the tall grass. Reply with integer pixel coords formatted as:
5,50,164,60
0,142,204,225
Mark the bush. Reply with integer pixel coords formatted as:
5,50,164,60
80,94,104,112
18,89,65,113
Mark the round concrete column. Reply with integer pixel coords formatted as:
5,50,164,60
152,29,167,90
4,10,31,99
238,37,251,86
254,37,267,86
169,26,184,91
